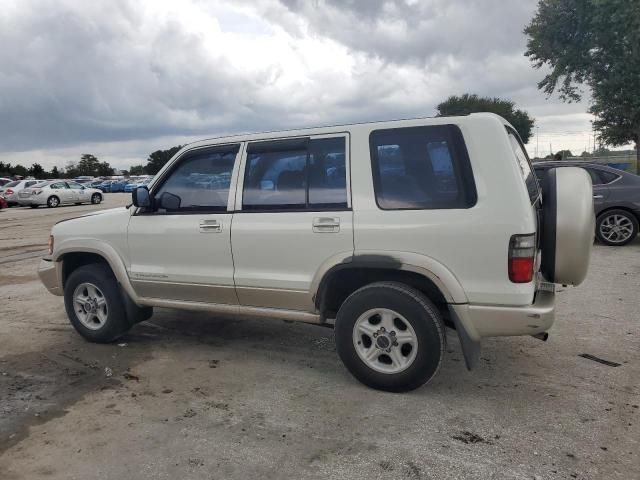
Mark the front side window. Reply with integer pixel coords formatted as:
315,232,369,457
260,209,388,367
370,125,476,210
243,136,348,210
153,145,239,213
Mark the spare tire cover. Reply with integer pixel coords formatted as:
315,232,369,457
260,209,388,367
540,167,594,285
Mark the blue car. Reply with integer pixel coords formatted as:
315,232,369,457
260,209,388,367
124,178,151,193
109,180,130,193
97,181,114,193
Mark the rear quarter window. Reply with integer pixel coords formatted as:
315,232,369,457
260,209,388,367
369,124,476,210
506,128,540,204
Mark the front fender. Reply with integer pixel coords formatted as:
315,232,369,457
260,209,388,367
53,239,140,303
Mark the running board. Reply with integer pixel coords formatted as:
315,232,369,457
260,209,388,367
139,297,324,324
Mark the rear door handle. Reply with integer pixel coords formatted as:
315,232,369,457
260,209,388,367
313,217,340,233
200,220,222,233
593,195,604,199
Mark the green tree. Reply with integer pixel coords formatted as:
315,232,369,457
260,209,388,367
145,146,183,175
51,166,60,178
29,163,46,179
96,161,114,177
129,164,145,175
77,154,100,176
12,164,28,178
525,0,640,172
436,94,535,143
64,161,79,178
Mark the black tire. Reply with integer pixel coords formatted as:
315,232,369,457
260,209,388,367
91,193,102,204
47,195,60,208
64,263,131,343
334,281,445,392
29,204,39,208
595,209,638,246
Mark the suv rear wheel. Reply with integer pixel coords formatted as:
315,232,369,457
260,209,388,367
63,263,132,343
334,281,444,392
596,209,638,246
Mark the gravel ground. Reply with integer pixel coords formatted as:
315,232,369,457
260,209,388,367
0,194,638,479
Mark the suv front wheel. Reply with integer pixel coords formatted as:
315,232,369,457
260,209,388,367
63,263,132,343
334,282,445,392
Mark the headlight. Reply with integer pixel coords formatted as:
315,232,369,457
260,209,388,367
48,235,54,255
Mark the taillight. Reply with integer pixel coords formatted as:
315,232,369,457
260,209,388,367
33,189,42,195
509,234,536,283
5,189,13,195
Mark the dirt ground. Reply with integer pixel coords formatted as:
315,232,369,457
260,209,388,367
0,194,638,479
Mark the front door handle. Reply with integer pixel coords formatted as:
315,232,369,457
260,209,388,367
593,195,604,199
313,217,340,233
200,220,222,233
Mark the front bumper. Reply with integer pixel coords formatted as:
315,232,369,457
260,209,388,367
38,257,63,295
451,290,555,340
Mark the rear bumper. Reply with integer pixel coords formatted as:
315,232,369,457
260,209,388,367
451,290,555,340
38,257,63,295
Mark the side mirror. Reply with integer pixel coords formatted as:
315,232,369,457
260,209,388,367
132,186,151,208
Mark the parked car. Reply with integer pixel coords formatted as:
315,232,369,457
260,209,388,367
18,180,103,208
0,177,12,187
124,178,152,193
107,180,130,193
0,179,44,206
534,161,640,246
38,113,594,392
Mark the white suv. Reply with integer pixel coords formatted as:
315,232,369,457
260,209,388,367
38,114,594,391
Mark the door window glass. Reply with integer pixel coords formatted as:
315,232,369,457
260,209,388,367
370,125,476,210
243,137,347,210
154,145,239,213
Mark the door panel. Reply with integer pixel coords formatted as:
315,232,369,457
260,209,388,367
127,213,237,303
232,134,353,311
127,144,241,304
231,211,353,309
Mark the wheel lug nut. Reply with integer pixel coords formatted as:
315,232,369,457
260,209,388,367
393,341,398,346
380,327,385,332
390,331,396,336
373,333,378,338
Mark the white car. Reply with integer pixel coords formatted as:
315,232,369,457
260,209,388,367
0,179,44,206
18,180,103,208
38,113,594,392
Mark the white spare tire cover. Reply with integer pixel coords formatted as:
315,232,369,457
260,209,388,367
540,167,594,285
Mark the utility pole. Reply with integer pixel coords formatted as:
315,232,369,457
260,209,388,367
536,126,540,158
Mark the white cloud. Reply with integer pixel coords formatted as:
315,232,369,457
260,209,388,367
0,0,611,171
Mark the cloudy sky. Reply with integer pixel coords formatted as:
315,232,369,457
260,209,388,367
1,0,604,171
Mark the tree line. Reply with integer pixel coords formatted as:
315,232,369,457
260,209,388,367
0,146,183,180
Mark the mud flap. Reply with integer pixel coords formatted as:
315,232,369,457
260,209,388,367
120,285,153,325
448,305,481,370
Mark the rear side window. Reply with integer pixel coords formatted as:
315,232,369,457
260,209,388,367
4,181,19,188
589,168,619,185
507,129,540,204
243,136,348,210
369,125,476,210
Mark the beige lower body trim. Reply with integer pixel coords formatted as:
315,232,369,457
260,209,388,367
138,297,322,324
131,280,238,305
451,290,555,338
235,286,313,311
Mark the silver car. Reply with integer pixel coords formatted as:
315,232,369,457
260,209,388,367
0,179,43,206
18,180,103,208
